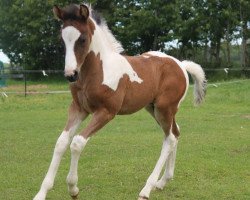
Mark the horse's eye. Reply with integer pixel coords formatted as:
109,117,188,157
79,35,86,43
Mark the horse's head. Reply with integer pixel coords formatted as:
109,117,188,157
53,4,94,82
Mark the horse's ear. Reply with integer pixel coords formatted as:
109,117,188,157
53,5,63,20
79,4,89,20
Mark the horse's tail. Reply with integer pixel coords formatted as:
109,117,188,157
182,61,207,106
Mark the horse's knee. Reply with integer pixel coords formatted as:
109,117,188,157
55,131,70,154
70,135,88,153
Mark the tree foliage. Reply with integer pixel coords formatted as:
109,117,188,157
0,0,249,69
0,0,63,69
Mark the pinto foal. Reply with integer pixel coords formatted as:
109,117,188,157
34,4,206,200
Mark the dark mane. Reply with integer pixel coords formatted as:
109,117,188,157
91,9,103,25
62,4,83,21
61,4,104,25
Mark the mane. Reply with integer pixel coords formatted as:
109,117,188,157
88,5,124,54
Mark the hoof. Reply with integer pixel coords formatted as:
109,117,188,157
33,192,46,200
155,181,165,190
71,194,78,199
138,196,149,200
69,186,79,199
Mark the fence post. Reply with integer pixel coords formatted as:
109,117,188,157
24,70,27,97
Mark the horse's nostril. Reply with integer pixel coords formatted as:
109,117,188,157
66,70,78,82
73,70,78,78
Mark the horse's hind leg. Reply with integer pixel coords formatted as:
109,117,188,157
155,120,179,190
139,104,179,200
145,105,179,190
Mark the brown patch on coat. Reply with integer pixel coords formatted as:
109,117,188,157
120,56,186,114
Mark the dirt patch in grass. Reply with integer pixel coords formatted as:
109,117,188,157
5,84,48,91
229,145,250,156
241,115,250,119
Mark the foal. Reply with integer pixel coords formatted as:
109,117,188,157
34,4,206,200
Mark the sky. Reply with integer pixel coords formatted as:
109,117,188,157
0,51,10,63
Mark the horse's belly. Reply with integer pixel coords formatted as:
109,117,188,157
118,82,156,115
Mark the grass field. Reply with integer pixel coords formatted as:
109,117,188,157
0,80,249,200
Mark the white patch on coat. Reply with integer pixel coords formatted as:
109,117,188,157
146,51,189,106
89,19,143,91
142,55,150,58
62,26,81,76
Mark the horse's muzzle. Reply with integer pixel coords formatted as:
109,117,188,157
65,70,78,82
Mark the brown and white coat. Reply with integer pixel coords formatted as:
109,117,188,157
34,4,206,200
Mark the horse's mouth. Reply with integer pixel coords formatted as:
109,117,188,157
65,70,78,82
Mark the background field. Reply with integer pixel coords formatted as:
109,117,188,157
0,80,249,200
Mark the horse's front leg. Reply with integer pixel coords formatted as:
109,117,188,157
66,109,114,198
34,102,88,200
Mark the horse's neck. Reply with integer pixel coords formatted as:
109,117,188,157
89,25,116,59
85,24,142,91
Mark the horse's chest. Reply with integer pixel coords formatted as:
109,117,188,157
75,85,112,113
73,89,91,113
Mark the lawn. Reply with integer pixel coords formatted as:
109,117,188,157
0,79,249,200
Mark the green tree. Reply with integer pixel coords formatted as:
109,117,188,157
0,1,58,69
174,0,201,59
239,0,250,68
0,0,249,71
175,0,246,68
0,0,113,69
91,0,177,54
0,0,85,70
110,0,176,54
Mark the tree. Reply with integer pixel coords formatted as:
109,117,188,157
175,0,246,68
92,0,177,55
239,0,250,68
0,0,84,70
175,0,202,59
0,0,249,71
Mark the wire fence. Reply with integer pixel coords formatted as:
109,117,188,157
0,68,250,97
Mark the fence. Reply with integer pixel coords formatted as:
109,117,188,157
0,67,250,97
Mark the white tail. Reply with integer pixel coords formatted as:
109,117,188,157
182,61,207,106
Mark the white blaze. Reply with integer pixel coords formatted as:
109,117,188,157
62,26,81,76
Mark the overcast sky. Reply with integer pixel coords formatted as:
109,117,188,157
0,51,10,63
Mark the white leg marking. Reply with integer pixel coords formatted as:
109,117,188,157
155,140,178,190
139,133,177,199
67,135,88,197
34,123,81,200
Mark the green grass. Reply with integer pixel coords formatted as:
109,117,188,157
3,78,68,93
0,80,249,200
